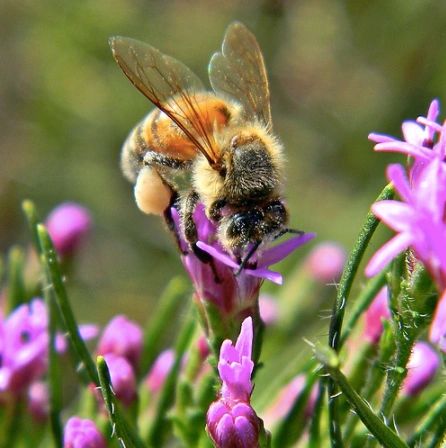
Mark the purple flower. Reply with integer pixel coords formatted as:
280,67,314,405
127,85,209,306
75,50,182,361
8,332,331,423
365,161,446,289
369,99,444,185
46,202,91,257
207,317,261,448
102,354,137,406
304,241,346,283
145,349,175,393
363,287,391,344
64,417,106,448
430,290,446,352
402,342,439,396
97,315,143,369
172,204,314,320
0,299,48,394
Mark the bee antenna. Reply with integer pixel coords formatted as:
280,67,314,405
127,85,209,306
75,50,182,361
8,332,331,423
273,227,304,241
235,241,261,276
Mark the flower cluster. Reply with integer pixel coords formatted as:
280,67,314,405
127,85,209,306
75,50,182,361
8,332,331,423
366,99,446,351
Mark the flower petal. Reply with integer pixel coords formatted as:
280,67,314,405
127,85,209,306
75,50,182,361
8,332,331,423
365,232,412,277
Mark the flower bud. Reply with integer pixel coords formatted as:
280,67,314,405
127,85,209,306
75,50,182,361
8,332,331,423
402,342,439,396
64,417,106,448
363,287,390,344
207,400,260,448
145,349,175,393
97,315,143,369
103,354,137,406
46,202,91,257
305,242,346,283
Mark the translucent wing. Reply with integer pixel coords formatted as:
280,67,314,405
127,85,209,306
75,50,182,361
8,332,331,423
110,36,221,168
209,22,272,129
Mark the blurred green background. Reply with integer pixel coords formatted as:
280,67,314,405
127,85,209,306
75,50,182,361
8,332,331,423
2,0,446,326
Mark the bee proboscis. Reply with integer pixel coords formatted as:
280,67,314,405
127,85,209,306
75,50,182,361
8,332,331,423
110,22,295,265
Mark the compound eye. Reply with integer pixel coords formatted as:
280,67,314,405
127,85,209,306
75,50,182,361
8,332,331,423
228,210,263,236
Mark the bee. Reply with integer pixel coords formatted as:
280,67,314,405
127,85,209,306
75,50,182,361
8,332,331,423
110,22,293,265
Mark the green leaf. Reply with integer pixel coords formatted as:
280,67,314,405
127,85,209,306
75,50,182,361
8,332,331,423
37,224,99,385
140,276,189,377
6,246,26,312
97,356,146,448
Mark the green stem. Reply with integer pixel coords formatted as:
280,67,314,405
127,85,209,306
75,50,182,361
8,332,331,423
37,224,99,385
43,278,63,448
315,344,408,448
408,394,446,447
427,415,446,448
139,276,189,378
147,310,196,447
339,269,387,348
327,183,394,447
97,357,146,448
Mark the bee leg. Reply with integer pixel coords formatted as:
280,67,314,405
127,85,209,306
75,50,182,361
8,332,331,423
235,241,261,276
208,199,227,222
162,192,189,255
274,228,305,240
143,152,193,171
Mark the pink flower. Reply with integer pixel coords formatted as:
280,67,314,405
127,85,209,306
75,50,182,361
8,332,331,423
365,161,446,289
207,317,261,448
145,349,175,393
46,202,91,257
402,342,439,396
0,299,48,394
172,204,314,319
97,315,143,369
259,294,278,326
363,287,391,344
64,417,106,448
305,242,346,283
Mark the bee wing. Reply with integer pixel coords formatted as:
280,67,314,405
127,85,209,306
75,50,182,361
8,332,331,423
110,36,221,168
208,22,272,129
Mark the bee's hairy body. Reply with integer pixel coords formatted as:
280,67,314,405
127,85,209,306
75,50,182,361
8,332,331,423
111,22,291,258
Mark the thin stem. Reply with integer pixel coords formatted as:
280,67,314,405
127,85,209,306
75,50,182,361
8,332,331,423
327,183,394,447
97,357,146,448
37,224,99,385
315,344,408,448
308,381,326,448
43,277,63,448
427,414,446,448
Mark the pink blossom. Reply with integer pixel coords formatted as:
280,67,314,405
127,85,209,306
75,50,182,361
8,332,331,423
46,202,91,257
305,242,346,283
97,315,143,369
64,417,106,448
27,381,49,422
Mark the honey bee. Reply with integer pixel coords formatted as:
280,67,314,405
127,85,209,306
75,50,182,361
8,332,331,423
110,22,293,265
